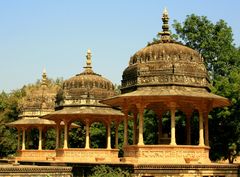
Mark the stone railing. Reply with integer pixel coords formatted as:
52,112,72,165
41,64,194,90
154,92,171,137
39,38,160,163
123,145,210,164
16,150,56,161
55,148,119,163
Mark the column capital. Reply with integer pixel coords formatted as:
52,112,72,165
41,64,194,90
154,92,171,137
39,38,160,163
136,103,147,112
122,105,129,115
167,102,177,110
38,126,43,130
63,119,70,124
185,111,193,119
21,127,27,131
55,120,61,126
155,110,164,118
85,118,91,125
195,100,212,114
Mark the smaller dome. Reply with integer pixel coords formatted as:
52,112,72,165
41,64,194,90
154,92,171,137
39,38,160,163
19,70,60,117
58,50,116,107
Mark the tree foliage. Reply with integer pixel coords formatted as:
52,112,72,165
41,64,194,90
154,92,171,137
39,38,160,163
173,14,240,162
90,165,131,177
0,89,25,156
173,14,237,78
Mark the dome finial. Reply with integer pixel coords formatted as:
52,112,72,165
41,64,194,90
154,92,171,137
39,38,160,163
83,49,94,73
41,67,47,86
159,7,171,42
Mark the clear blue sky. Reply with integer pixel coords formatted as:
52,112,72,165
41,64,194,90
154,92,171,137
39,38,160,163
0,1,240,92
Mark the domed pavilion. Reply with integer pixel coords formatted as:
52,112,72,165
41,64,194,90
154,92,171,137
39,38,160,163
102,9,230,164
7,70,60,161
43,49,124,163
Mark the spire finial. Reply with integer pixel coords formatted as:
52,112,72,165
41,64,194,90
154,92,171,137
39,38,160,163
86,49,92,68
159,7,171,42
41,67,47,86
83,49,93,73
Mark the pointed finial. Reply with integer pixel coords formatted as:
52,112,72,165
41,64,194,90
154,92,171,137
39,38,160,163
86,49,92,68
41,67,47,86
159,7,171,42
83,49,93,73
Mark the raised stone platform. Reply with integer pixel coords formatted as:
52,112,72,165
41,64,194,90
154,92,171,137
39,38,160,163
133,164,239,177
16,150,56,161
55,148,120,163
0,164,72,177
123,145,211,164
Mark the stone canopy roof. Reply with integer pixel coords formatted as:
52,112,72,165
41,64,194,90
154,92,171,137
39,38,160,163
7,70,60,127
102,8,230,109
121,9,209,94
18,69,60,117
44,50,124,123
56,49,116,108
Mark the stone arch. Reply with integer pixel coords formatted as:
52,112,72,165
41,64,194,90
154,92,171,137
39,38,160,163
44,126,57,150
90,121,107,148
191,110,200,145
68,120,85,148
26,127,39,149
175,110,188,145
143,109,158,145
160,110,171,145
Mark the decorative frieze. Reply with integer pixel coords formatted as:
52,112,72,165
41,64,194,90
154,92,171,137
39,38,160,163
123,145,210,164
56,148,119,163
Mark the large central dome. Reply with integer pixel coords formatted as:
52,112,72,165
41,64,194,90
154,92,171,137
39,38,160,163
121,9,209,93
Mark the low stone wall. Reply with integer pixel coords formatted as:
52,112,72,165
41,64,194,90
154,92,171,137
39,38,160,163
56,148,120,163
16,150,56,161
0,165,72,177
133,164,239,177
123,145,210,164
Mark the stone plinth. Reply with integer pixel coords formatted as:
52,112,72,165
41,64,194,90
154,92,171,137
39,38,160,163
133,164,239,177
123,145,210,164
55,148,119,163
0,165,72,177
16,150,56,161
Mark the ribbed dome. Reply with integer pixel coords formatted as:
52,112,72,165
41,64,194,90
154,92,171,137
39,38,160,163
59,50,116,107
19,70,59,117
121,9,210,93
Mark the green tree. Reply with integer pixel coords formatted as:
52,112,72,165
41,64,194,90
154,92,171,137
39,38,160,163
173,14,236,78
0,89,25,157
173,14,240,163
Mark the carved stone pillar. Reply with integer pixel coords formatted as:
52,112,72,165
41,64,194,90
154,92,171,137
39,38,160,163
123,107,128,146
85,120,90,149
55,121,60,149
38,127,43,150
186,114,191,145
22,128,26,150
137,104,145,145
156,112,163,144
170,104,176,145
115,122,119,149
107,122,111,149
199,110,205,146
204,112,209,146
17,128,21,150
63,120,69,149
133,112,138,145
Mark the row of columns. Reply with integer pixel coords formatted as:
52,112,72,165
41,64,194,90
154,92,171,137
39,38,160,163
17,127,43,151
122,104,209,146
18,120,116,151
59,120,113,150
17,107,210,151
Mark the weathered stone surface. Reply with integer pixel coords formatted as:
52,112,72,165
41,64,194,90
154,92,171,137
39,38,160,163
0,165,72,177
133,164,239,177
